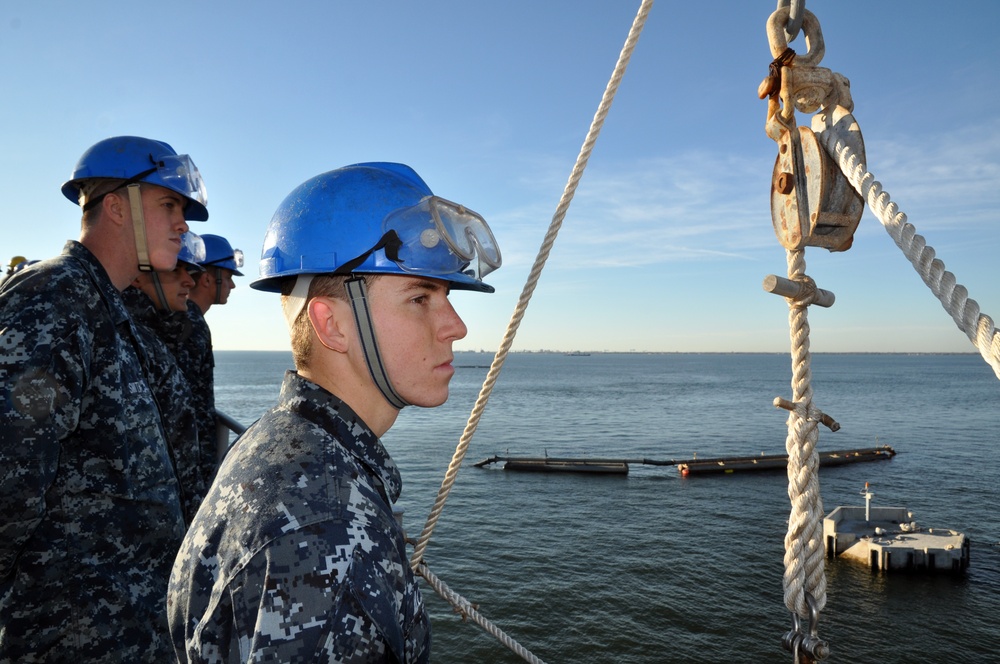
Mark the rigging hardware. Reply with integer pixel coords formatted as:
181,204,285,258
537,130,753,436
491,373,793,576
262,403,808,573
762,7,864,253
782,592,830,663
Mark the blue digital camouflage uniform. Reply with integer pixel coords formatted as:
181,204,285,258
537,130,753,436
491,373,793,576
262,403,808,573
122,286,208,522
168,370,430,663
165,299,219,481
0,241,186,661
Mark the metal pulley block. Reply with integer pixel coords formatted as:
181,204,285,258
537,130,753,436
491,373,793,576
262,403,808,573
761,7,865,252
769,112,864,252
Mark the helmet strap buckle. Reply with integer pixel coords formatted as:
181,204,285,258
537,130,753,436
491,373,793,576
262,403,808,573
127,183,154,272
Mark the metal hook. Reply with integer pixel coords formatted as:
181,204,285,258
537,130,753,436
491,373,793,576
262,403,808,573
782,593,829,662
767,6,823,67
776,0,806,43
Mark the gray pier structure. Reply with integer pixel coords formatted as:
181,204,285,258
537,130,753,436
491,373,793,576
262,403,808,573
824,488,970,574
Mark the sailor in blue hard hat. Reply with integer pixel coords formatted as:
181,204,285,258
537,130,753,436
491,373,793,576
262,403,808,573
179,233,241,475
61,135,209,281
189,234,243,311
132,232,206,312
168,162,501,662
0,135,209,661
253,161,500,409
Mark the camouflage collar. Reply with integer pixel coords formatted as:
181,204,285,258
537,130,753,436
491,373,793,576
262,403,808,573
279,371,403,504
64,240,130,328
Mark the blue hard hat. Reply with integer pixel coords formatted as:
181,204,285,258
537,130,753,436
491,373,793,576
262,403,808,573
251,162,500,293
61,136,209,221
177,232,206,272
199,234,244,276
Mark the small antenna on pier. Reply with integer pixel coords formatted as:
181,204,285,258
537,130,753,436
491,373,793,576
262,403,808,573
860,482,874,522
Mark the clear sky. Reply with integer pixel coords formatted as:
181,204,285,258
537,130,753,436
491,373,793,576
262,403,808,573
3,1,998,354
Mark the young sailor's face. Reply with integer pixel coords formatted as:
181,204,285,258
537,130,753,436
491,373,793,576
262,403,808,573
370,275,468,408
159,266,196,312
137,184,190,271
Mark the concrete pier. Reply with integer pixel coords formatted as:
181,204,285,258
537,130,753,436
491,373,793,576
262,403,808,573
823,504,969,574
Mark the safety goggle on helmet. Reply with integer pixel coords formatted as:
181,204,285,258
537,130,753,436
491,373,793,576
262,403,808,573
62,136,209,221
252,162,501,293
177,232,207,273
154,154,208,218
382,195,500,283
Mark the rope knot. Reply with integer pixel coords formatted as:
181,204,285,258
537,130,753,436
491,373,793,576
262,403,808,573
794,276,817,306
759,47,796,100
773,397,840,432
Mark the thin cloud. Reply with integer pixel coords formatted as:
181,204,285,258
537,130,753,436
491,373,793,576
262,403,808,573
495,150,776,269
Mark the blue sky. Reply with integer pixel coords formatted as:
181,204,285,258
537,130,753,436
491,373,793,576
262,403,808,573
3,1,999,353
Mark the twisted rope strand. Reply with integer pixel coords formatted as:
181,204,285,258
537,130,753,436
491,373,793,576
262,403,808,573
405,5,654,663
782,249,827,620
416,563,547,664
819,129,1000,379
412,0,654,568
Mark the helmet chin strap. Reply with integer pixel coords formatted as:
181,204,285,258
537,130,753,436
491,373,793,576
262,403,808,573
126,183,153,272
345,277,409,410
150,273,171,311
214,267,224,304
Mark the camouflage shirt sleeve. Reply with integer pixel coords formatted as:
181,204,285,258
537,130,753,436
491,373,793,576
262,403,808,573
169,371,430,663
0,264,88,576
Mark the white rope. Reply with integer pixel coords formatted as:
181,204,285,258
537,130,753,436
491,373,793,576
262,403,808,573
412,0,655,566
781,249,827,620
778,101,1000,636
406,2,655,661
416,563,547,664
818,129,1000,380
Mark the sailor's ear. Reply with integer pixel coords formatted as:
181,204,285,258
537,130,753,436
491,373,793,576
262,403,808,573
103,190,129,228
307,296,351,353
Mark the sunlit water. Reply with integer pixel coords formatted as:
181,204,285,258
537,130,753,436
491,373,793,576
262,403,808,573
215,351,1000,663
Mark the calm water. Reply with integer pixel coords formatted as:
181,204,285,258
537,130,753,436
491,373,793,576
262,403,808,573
215,352,1000,663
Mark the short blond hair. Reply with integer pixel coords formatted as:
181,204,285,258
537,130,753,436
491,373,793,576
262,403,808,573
79,179,132,228
282,273,378,369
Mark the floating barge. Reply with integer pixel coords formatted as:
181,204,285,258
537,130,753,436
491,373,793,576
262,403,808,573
498,457,629,475
473,445,895,476
824,486,969,574
473,455,655,475
676,445,895,476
